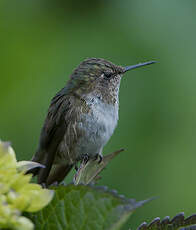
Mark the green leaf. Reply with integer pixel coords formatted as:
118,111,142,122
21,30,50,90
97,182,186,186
27,184,151,230
137,212,196,230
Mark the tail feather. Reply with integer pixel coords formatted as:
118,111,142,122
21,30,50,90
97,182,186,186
26,151,73,186
45,164,73,186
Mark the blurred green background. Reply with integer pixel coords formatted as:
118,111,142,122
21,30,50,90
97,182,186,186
1,0,196,229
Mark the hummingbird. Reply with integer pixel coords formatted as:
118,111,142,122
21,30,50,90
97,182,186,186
29,58,156,186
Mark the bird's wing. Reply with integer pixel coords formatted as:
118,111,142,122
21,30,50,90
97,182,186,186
34,87,82,184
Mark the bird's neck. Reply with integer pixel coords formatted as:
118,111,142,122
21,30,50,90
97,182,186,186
82,89,119,108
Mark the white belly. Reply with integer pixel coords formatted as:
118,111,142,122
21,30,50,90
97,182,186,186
75,97,119,158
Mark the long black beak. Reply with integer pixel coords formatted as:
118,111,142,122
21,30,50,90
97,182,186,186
124,61,157,72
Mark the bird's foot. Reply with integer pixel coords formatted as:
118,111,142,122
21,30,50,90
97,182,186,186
81,154,90,164
94,154,103,164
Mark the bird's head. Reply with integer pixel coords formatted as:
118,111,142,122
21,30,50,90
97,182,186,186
69,58,156,104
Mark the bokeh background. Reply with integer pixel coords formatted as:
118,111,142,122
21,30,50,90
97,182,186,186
1,0,196,229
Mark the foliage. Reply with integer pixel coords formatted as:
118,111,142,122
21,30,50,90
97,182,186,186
2,140,195,230
0,140,151,230
26,148,150,230
27,184,150,230
0,141,54,230
137,213,196,230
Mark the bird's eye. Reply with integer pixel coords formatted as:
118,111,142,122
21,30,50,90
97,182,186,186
104,72,112,79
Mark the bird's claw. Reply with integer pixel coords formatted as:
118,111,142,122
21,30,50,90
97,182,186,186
98,155,103,164
83,154,90,164
94,154,103,164
80,154,90,164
